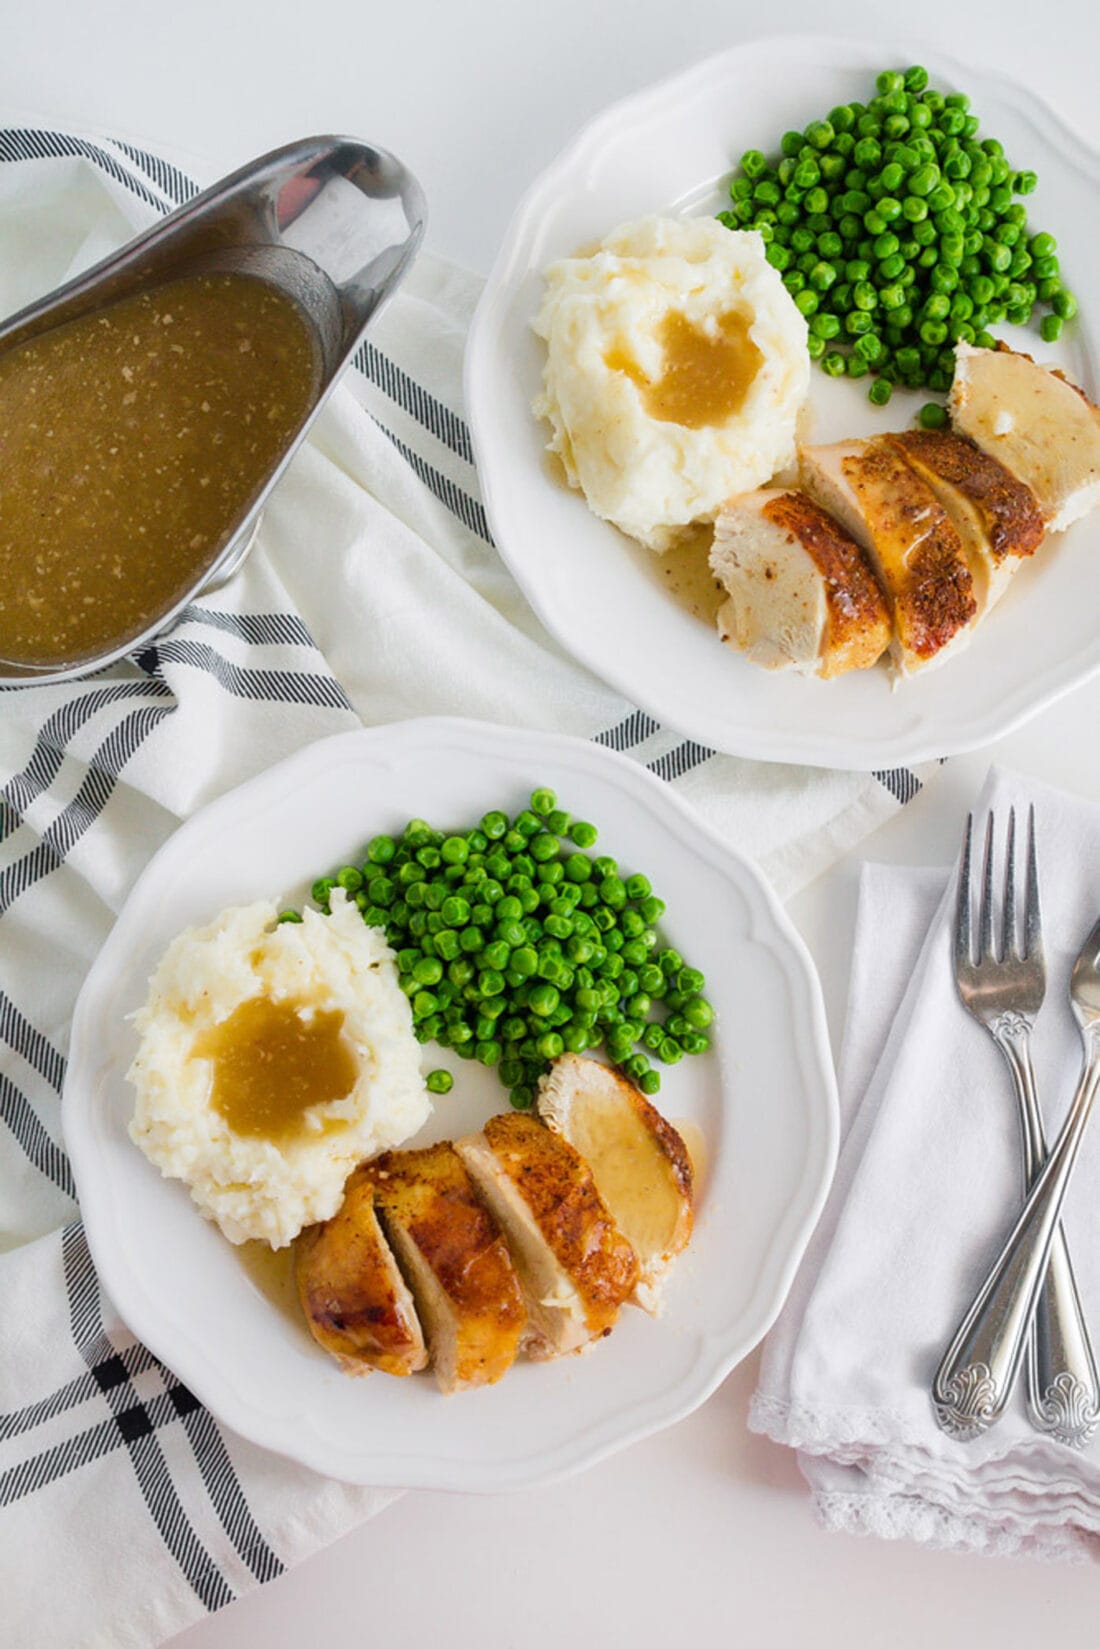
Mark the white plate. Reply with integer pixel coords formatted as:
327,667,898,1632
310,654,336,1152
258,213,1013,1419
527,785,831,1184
63,718,837,1491
465,38,1100,771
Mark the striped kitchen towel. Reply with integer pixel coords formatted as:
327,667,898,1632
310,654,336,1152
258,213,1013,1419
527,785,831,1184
0,130,934,1649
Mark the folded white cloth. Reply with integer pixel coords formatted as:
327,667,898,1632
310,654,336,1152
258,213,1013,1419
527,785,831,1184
751,765,1100,1562
0,129,933,1649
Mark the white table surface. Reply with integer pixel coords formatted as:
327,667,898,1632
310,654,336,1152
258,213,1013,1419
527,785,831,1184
6,1,1100,1642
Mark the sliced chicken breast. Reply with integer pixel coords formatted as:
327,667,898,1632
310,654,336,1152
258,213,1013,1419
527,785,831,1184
800,439,977,676
950,340,1100,532
884,429,1044,618
537,1054,694,1315
455,1113,638,1360
369,1142,526,1394
296,1168,427,1377
710,489,891,678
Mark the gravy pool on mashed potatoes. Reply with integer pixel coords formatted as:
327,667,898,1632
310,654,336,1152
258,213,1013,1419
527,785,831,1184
533,216,809,551
127,891,430,1248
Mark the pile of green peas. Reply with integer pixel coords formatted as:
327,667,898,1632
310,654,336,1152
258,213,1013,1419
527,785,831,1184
719,66,1077,404
303,790,714,1111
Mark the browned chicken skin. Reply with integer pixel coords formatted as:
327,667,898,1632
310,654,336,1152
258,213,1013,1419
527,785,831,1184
801,439,977,674
457,1112,639,1357
295,1168,427,1377
369,1142,526,1393
883,429,1044,619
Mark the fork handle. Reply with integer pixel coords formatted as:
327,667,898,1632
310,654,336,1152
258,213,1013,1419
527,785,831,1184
994,1024,1100,1448
933,1035,1100,1441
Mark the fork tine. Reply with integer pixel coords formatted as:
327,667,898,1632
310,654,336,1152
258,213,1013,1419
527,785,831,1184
979,812,996,962
955,813,973,967
1025,803,1043,961
1003,806,1018,961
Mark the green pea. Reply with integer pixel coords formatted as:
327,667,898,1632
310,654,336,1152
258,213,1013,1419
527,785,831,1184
528,984,560,1018
682,996,714,1030
441,895,470,927
681,1033,711,1057
426,1068,453,1094
600,876,627,909
918,401,948,429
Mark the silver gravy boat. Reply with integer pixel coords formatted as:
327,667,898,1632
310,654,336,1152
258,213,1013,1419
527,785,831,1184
0,135,426,685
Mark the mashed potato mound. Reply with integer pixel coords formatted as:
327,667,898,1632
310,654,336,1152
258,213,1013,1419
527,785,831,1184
534,216,809,550
127,891,430,1248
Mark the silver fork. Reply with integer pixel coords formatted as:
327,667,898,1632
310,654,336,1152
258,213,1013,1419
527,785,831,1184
933,807,1099,1446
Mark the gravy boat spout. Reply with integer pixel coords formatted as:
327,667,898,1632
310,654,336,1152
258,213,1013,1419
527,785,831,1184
0,135,427,685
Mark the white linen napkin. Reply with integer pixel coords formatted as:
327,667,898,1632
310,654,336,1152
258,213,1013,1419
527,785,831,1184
0,128,933,1649
751,766,1100,1562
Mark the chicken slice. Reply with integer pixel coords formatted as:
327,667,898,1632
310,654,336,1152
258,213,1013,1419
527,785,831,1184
369,1142,526,1394
295,1167,427,1377
884,429,1044,619
950,340,1100,532
537,1054,694,1315
455,1112,639,1359
800,439,976,676
710,489,891,678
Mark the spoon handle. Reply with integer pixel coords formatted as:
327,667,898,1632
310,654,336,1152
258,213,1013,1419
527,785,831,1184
998,1035,1100,1446
933,1037,1100,1440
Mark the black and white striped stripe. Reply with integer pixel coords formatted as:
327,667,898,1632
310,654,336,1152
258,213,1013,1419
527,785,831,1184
873,767,923,805
355,339,474,464
111,139,198,208
0,1213,283,1590
0,1342,160,1444
0,1069,75,1198
173,1402,285,1585
0,703,174,917
376,423,493,543
595,709,662,751
144,635,353,711
59,1222,236,1612
175,606,318,649
0,989,67,1096
0,680,172,834
647,740,715,784
0,129,165,212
